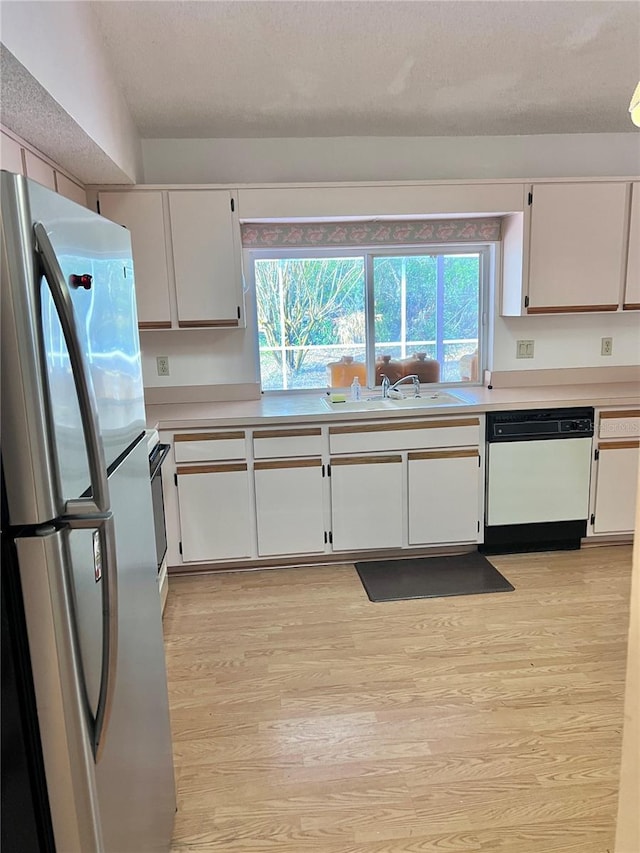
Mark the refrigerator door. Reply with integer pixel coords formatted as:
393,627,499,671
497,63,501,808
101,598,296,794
17,438,175,852
94,437,175,852
16,531,104,853
1,172,145,518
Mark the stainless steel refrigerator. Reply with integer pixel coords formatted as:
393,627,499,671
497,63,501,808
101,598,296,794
1,172,176,852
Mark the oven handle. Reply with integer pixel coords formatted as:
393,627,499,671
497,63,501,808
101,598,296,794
150,443,171,480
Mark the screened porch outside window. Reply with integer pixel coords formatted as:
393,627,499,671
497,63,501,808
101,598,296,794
252,246,488,392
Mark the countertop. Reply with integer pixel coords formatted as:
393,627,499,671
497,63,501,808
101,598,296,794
146,382,640,431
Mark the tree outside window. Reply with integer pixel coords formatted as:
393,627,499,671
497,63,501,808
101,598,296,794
253,247,484,391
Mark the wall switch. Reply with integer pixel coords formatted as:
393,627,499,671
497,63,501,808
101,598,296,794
156,356,170,376
601,337,613,356
516,340,535,359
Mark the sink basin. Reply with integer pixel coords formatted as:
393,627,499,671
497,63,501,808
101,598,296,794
321,397,395,411
321,390,466,412
387,391,465,407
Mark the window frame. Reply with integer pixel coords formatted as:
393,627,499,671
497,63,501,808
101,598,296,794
247,242,492,394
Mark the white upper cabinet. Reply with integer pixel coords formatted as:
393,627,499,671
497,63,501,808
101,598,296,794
238,183,524,219
23,149,56,190
98,189,243,330
526,182,628,314
624,182,640,310
98,191,172,329
55,172,87,207
1,131,24,174
168,190,244,328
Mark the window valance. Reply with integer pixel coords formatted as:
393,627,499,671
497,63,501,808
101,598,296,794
241,217,502,248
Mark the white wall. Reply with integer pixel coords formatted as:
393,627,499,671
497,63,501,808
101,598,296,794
1,1,142,182
142,133,640,185
140,326,258,389
492,312,640,372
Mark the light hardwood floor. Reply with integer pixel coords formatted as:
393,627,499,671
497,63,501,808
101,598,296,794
163,545,632,853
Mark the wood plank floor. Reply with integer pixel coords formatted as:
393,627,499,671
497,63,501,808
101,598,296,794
163,545,632,853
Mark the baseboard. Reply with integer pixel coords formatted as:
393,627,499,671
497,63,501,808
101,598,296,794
167,543,478,575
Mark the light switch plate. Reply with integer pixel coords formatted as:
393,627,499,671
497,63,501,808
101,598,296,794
516,340,535,359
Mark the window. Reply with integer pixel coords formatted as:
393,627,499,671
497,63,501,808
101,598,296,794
251,245,489,391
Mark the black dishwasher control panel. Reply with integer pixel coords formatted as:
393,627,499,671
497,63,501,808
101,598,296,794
487,407,594,442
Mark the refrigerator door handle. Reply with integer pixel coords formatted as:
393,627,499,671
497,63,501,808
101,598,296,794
66,512,119,762
34,221,110,516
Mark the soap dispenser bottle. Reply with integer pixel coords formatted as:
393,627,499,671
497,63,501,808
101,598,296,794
350,376,361,401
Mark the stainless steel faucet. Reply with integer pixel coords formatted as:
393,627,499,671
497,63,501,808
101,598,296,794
380,374,421,398
389,374,421,397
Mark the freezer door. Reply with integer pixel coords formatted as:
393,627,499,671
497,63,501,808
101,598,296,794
17,438,175,852
1,172,145,519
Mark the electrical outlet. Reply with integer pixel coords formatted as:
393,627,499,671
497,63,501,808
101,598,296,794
516,340,535,359
156,356,170,376
601,337,613,356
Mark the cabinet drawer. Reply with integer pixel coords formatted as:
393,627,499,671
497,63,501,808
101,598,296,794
598,410,640,439
329,418,480,454
174,431,246,463
253,427,323,459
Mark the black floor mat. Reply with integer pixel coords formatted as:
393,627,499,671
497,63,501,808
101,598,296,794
355,552,514,602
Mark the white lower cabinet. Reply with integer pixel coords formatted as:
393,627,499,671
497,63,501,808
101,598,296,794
254,459,325,557
330,455,403,551
408,450,480,545
592,443,640,535
177,464,252,562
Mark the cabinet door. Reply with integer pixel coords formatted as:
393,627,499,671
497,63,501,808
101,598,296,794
527,182,627,313
55,172,87,207
23,150,56,190
0,132,24,174
177,464,251,562
168,190,243,328
593,442,640,534
255,460,325,557
408,450,480,545
330,456,402,551
624,182,640,310
98,192,172,329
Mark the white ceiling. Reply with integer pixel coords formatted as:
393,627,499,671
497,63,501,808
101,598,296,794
91,0,640,139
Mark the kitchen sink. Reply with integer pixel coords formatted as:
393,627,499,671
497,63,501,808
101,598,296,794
386,391,465,407
321,397,395,411
321,390,466,412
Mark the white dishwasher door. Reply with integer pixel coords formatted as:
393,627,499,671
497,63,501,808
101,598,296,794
487,437,592,526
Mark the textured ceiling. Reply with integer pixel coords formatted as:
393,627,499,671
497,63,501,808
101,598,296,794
91,0,640,139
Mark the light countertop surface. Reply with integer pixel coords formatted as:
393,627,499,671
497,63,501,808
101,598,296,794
146,382,640,431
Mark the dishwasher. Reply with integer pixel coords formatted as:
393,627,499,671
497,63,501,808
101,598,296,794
482,407,594,553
